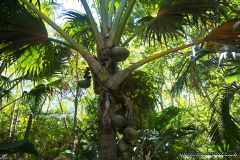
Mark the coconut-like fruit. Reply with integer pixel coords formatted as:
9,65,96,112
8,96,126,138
118,138,131,154
115,108,126,117
77,80,91,88
123,127,138,143
109,47,130,62
111,115,127,130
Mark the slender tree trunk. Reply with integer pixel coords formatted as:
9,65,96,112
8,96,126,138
0,92,2,127
19,113,33,159
9,110,14,137
8,103,16,138
72,53,80,151
159,83,164,111
59,98,70,141
98,92,117,160
24,114,33,139
8,103,15,138
73,97,78,136
13,105,20,136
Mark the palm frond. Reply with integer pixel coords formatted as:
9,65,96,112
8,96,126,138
171,48,232,96
23,45,69,79
0,0,48,58
205,18,240,48
22,84,54,114
63,10,89,25
209,83,240,153
171,53,206,96
0,0,71,80
137,0,226,45
62,10,95,51
0,75,26,99
137,14,185,45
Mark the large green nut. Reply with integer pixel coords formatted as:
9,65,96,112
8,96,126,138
123,127,139,143
118,138,131,154
109,46,130,62
77,80,91,88
111,115,127,130
115,108,126,117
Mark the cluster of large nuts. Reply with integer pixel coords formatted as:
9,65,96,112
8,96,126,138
111,108,138,155
77,67,91,88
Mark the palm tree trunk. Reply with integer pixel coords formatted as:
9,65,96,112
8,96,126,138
98,92,117,160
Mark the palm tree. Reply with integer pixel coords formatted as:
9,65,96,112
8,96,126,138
1,0,240,159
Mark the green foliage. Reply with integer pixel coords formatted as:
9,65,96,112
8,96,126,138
119,108,200,159
0,0,48,59
171,49,213,96
124,70,156,111
155,107,181,131
22,84,53,114
0,0,70,79
62,10,95,52
225,71,240,83
0,139,38,156
137,0,227,45
209,83,240,153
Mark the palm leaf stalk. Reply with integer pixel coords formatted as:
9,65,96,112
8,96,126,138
112,0,136,46
107,0,128,46
100,0,108,35
81,0,104,48
107,0,115,28
105,39,205,90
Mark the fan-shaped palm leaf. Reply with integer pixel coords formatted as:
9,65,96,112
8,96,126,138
0,0,48,58
137,0,225,45
205,18,240,47
22,45,69,79
209,83,240,153
0,0,71,79
0,74,28,100
62,10,94,51
201,18,240,83
22,83,54,114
